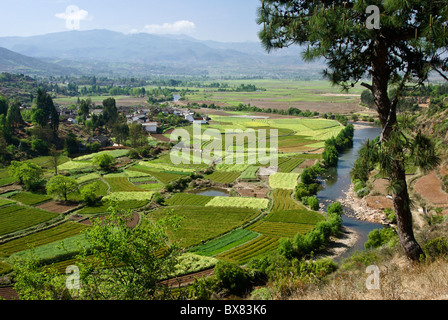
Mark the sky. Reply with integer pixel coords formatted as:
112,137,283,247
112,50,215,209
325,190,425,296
0,0,263,42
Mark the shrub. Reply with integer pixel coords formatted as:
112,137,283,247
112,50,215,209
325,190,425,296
365,228,398,250
423,237,448,259
80,182,100,206
307,196,319,211
356,187,370,198
214,261,252,294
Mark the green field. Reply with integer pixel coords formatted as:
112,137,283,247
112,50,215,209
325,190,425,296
216,235,281,265
0,222,88,257
205,171,241,184
7,192,52,206
149,206,261,248
206,196,269,210
0,205,59,237
104,177,147,192
166,193,214,206
269,172,300,190
190,229,260,257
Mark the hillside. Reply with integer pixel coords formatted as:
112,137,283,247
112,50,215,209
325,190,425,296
0,30,323,78
0,47,78,77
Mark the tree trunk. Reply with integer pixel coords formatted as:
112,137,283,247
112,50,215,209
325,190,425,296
390,160,425,261
371,37,424,261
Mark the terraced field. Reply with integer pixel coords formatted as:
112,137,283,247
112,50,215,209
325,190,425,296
0,205,59,237
166,193,214,206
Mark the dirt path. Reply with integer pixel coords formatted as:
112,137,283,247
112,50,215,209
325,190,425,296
160,268,215,288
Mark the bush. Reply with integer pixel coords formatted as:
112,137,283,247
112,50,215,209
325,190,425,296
423,237,448,259
356,187,370,198
308,196,319,211
365,228,398,250
80,182,100,206
214,261,252,295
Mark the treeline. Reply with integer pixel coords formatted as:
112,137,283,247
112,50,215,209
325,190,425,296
187,101,349,123
322,124,355,167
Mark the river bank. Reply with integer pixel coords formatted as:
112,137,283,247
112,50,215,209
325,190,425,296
337,184,390,225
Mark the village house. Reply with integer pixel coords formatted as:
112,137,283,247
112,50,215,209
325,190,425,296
142,122,158,133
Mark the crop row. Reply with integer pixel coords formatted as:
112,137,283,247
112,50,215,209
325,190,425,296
271,189,301,211
205,171,241,184
247,221,315,238
0,221,88,257
266,209,325,225
206,196,269,210
104,177,147,192
128,166,186,184
166,193,213,206
278,158,305,173
8,192,52,206
190,229,259,257
240,166,259,180
269,172,300,190
216,235,280,264
0,205,58,236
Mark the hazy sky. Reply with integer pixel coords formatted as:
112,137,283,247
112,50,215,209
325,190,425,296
0,0,263,42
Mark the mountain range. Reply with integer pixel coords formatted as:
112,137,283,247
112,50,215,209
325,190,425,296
0,29,323,78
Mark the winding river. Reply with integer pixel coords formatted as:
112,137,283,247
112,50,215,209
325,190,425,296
317,123,384,261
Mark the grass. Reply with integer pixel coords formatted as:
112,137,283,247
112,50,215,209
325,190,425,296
206,196,269,210
148,206,260,248
0,205,59,237
269,172,300,190
0,168,18,186
190,229,260,257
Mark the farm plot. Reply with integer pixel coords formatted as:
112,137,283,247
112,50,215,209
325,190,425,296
102,192,154,202
216,235,280,265
0,222,88,257
240,166,259,181
8,233,89,265
278,158,305,173
127,165,186,184
58,160,94,171
148,206,260,248
206,196,269,210
190,229,260,257
0,205,59,237
271,189,301,211
104,177,147,192
246,221,315,238
205,171,241,184
7,192,52,206
166,193,214,206
73,149,129,161
269,172,300,190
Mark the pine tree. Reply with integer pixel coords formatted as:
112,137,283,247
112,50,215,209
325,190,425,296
258,0,448,261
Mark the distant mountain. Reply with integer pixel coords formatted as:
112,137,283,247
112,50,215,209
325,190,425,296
0,30,323,78
0,47,78,76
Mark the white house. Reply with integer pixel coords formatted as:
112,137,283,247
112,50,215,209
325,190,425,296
142,122,158,133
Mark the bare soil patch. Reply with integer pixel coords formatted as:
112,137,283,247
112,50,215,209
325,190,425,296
36,201,81,214
365,196,394,210
0,287,19,300
413,171,448,206
80,211,140,229
372,178,391,196
298,159,319,169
